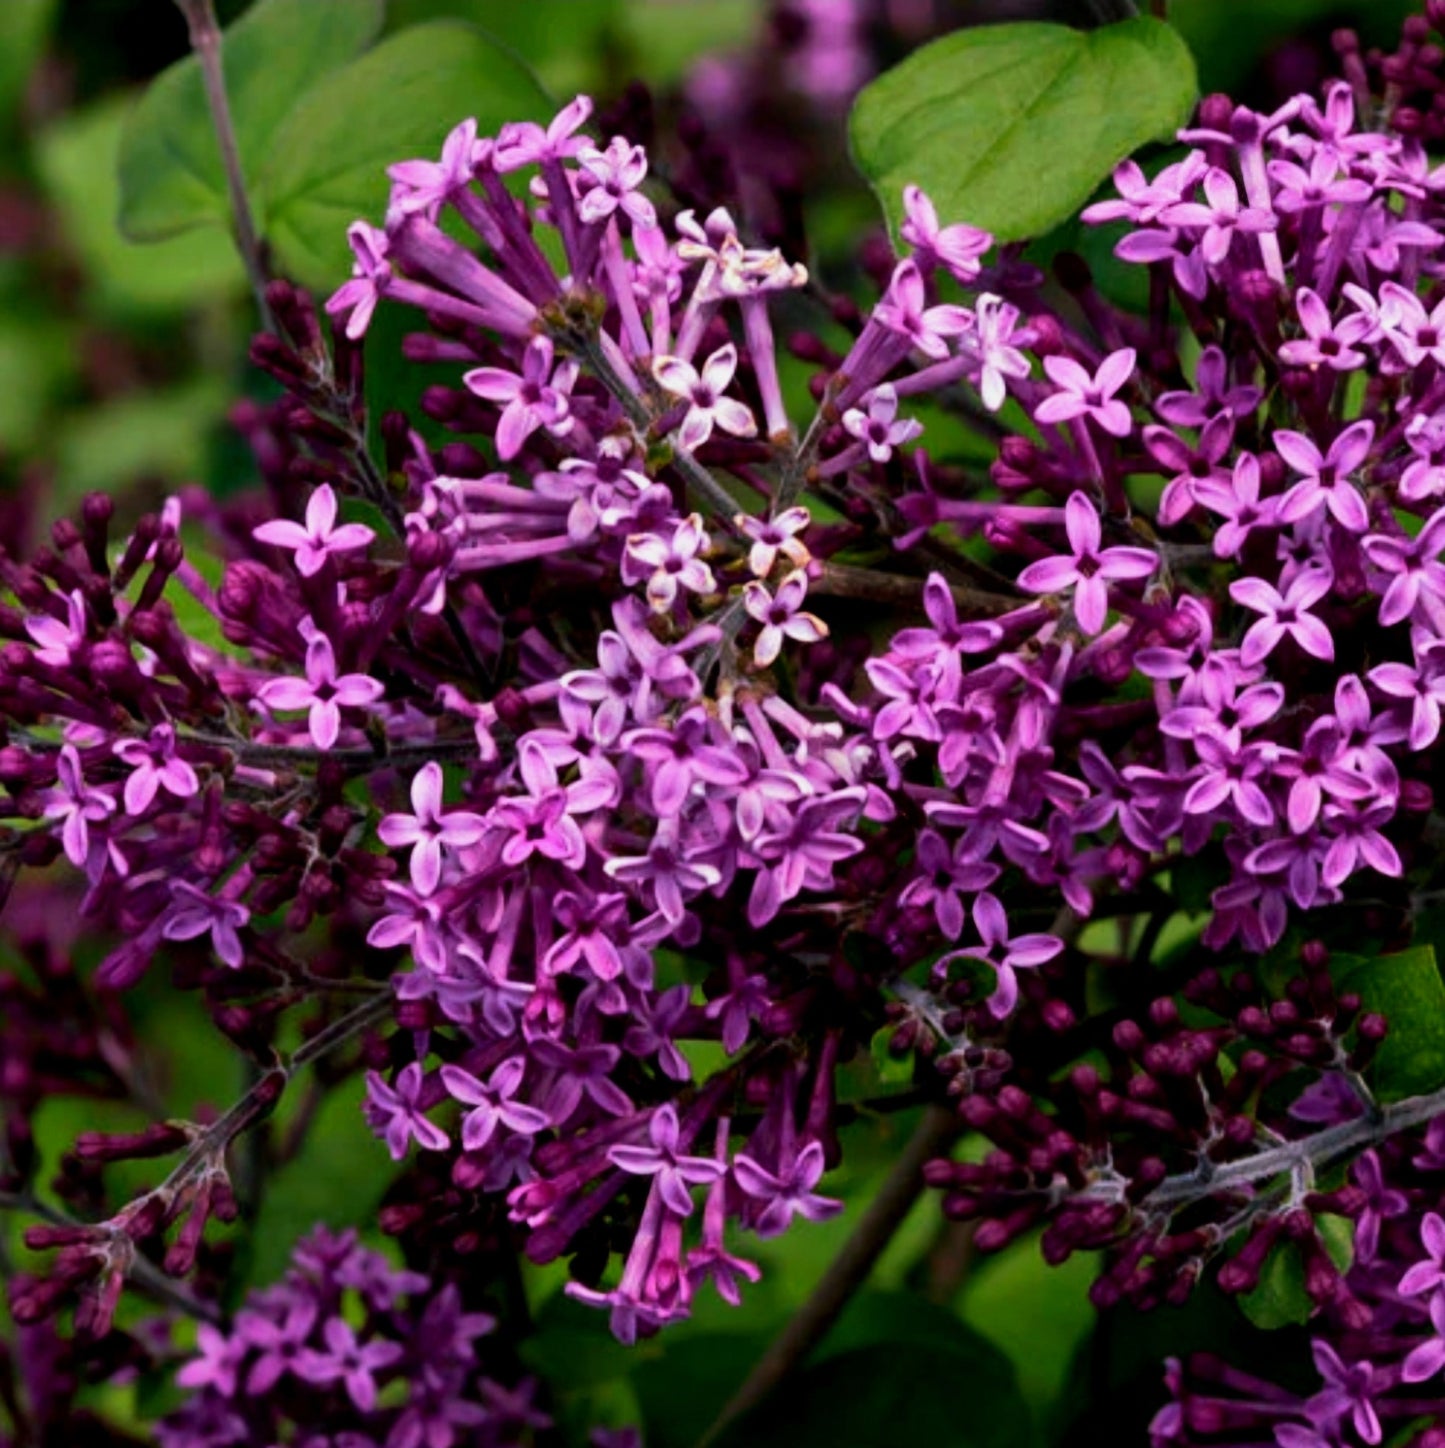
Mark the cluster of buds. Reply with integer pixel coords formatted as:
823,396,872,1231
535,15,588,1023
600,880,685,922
919,944,1406,1314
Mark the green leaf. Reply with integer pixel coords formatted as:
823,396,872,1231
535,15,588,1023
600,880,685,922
384,0,618,95
619,0,762,88
957,1235,1098,1432
37,97,244,317
117,0,383,242
711,1332,1031,1448
255,20,551,287
54,375,231,511
1239,1214,1353,1331
849,18,1198,243
0,311,77,452
1170,0,1413,97
1334,946,1445,1103
869,1024,915,1087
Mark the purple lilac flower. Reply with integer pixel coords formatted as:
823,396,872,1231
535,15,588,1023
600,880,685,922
1015,492,1157,634
252,483,375,576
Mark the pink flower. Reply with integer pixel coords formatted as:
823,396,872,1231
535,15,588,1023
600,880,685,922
493,94,593,170
439,1058,549,1153
252,483,375,577
622,514,717,612
577,137,656,227
255,632,385,750
1033,348,1136,437
842,384,923,463
652,344,757,451
899,184,992,282
25,589,87,667
873,258,971,360
1016,492,1157,634
1229,566,1335,666
41,745,116,867
733,1141,843,1237
464,335,579,461
608,1105,726,1217
378,760,486,896
325,222,390,340
113,724,199,816
365,1062,450,1160
743,571,829,667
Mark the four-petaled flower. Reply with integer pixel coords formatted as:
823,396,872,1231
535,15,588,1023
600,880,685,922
25,589,88,667
379,760,486,895
1275,418,1373,532
255,632,385,750
1033,348,1136,437
622,514,717,612
465,335,580,460
1016,492,1158,634
365,1062,450,1160
577,137,656,227
41,744,116,867
939,891,1064,1017
743,571,829,667
252,483,376,577
113,723,199,816
439,1058,550,1153
295,1316,405,1413
733,1142,844,1237
608,1104,726,1216
1229,565,1334,666
842,384,923,463
161,881,250,968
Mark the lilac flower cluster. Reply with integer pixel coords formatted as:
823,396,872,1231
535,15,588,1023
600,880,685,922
160,1227,548,1448
15,1,1445,1401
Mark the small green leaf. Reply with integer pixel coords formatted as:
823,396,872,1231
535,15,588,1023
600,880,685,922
1239,1214,1353,1331
117,0,383,242
869,1024,915,1086
849,18,1198,243
38,97,243,317
256,21,551,287
384,0,619,95
1334,946,1445,1103
957,1234,1099,1430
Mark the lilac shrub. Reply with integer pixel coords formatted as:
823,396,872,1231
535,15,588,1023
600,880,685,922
14,2,1445,1442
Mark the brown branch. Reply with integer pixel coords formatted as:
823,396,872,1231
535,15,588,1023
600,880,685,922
694,1103,959,1448
173,0,273,330
811,561,1018,615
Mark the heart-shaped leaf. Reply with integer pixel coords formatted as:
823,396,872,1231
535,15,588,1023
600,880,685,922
849,18,1198,243
118,0,383,242
255,20,551,287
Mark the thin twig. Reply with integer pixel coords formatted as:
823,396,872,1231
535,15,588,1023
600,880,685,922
694,1103,958,1448
0,1191,224,1325
178,729,483,770
173,0,273,331
561,324,749,530
811,561,1018,615
0,993,392,1325
1113,1081,1445,1214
